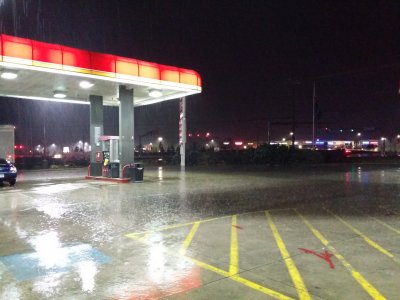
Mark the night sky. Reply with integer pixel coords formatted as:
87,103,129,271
0,0,400,148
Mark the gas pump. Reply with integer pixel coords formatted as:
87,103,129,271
99,136,120,178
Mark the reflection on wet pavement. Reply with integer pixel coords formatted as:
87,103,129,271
0,165,400,298
0,239,110,281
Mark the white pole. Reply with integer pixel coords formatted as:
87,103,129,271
179,97,186,167
312,81,316,150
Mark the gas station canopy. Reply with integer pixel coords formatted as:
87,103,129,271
0,34,201,106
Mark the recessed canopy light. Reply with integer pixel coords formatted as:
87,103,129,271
149,89,163,98
1,71,18,80
53,91,67,98
79,80,94,89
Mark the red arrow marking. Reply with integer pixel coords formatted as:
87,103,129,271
232,225,243,230
299,248,335,269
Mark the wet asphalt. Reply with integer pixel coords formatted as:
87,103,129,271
0,164,400,299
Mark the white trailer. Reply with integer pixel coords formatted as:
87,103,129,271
0,125,15,162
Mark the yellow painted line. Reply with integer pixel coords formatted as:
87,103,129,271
187,257,295,300
126,232,294,299
351,206,400,235
265,211,311,300
372,218,400,235
188,256,230,277
124,208,296,238
231,275,295,300
324,208,395,260
229,215,239,275
295,209,386,300
180,221,200,255
125,215,232,238
138,233,149,241
126,232,143,240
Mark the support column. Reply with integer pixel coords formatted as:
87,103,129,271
119,86,134,177
89,95,103,176
179,97,186,168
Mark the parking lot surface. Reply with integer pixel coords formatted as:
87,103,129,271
0,164,400,299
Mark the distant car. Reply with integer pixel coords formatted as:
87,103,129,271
0,158,17,186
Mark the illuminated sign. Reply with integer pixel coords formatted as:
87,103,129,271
0,34,201,90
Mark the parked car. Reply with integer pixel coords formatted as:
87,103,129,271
0,158,17,186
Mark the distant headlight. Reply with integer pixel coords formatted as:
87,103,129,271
10,166,17,173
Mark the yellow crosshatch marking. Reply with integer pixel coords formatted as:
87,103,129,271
125,215,232,239
124,208,397,299
324,208,398,262
126,224,294,300
265,210,311,300
295,209,386,300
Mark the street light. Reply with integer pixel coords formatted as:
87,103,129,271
381,137,386,156
397,135,400,154
53,90,67,98
355,133,362,149
79,81,94,89
149,89,163,98
1,71,18,79
158,137,163,142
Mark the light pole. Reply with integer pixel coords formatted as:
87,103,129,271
290,132,294,148
179,97,186,168
397,135,400,154
158,137,164,154
381,137,386,156
356,132,361,149
312,81,316,150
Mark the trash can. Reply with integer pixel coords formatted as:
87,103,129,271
130,163,144,182
109,162,120,178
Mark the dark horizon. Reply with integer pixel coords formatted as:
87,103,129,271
0,1,399,147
